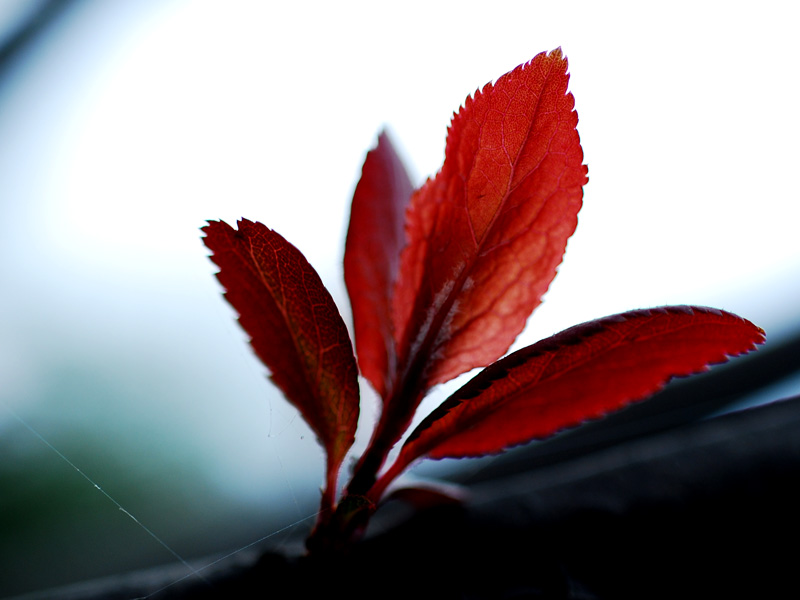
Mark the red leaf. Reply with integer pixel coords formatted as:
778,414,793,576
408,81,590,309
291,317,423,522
377,306,763,489
344,132,414,400
347,50,589,494
202,219,359,503
392,48,588,397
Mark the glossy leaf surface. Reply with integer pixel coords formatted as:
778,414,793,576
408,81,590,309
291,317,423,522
392,306,764,469
344,132,413,400
203,219,359,495
392,48,588,393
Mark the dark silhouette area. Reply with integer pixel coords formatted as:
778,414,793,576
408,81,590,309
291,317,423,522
17,394,800,598
15,342,800,598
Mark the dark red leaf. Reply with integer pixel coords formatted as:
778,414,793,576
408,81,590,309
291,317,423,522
344,132,414,400
376,306,764,491
202,219,359,503
392,48,588,397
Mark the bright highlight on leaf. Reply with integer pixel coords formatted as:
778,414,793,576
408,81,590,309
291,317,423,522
203,49,765,553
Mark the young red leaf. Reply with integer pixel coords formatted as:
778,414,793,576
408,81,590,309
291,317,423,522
344,132,413,400
374,306,764,494
202,219,359,509
392,48,588,395
348,49,588,495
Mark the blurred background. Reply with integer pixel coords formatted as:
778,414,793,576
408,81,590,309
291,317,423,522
1,0,798,596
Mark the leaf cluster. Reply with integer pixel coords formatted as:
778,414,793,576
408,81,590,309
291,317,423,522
202,49,764,552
